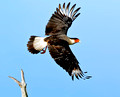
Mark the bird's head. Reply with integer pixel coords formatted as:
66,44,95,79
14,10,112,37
69,38,80,45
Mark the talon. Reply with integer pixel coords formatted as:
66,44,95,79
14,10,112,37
41,50,45,54
40,46,47,54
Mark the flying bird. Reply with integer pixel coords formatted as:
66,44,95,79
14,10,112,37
27,2,91,80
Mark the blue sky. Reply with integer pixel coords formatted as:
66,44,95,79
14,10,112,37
0,0,120,97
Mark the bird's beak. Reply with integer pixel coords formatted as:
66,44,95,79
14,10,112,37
75,39,80,43
75,39,81,43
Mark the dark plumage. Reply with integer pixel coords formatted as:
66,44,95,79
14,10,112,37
45,2,80,35
47,37,81,76
27,2,91,80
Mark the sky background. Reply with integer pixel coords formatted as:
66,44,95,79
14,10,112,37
0,0,120,97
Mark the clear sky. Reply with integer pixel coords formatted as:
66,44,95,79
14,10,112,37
0,0,120,97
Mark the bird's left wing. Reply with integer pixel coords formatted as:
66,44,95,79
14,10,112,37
47,38,91,80
45,2,81,35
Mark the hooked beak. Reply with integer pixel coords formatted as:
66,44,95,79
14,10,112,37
75,39,81,43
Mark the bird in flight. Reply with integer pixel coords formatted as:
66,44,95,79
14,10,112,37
27,2,91,80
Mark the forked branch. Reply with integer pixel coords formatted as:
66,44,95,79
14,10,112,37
9,69,28,97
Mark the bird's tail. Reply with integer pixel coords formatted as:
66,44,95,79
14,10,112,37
27,36,47,54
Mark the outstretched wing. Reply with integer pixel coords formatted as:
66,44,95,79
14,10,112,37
47,38,91,80
45,2,81,35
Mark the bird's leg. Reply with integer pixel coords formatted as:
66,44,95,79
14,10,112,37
40,46,47,54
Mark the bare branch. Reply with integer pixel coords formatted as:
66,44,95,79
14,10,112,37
8,76,22,87
9,69,28,97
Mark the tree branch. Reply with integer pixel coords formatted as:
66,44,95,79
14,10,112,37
9,69,28,97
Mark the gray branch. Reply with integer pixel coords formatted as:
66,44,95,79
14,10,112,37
9,69,28,97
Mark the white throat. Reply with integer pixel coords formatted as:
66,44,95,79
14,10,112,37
69,39,76,45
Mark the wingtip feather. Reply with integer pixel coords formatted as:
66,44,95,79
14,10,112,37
73,13,80,21
66,2,70,16
63,3,65,14
59,4,63,14
71,68,92,80
69,4,76,17
57,3,80,21
72,7,81,18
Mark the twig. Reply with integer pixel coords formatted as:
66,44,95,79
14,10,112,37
9,69,28,97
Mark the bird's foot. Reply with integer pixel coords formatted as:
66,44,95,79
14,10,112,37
40,46,47,54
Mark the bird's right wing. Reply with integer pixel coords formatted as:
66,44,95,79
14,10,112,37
47,38,91,80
